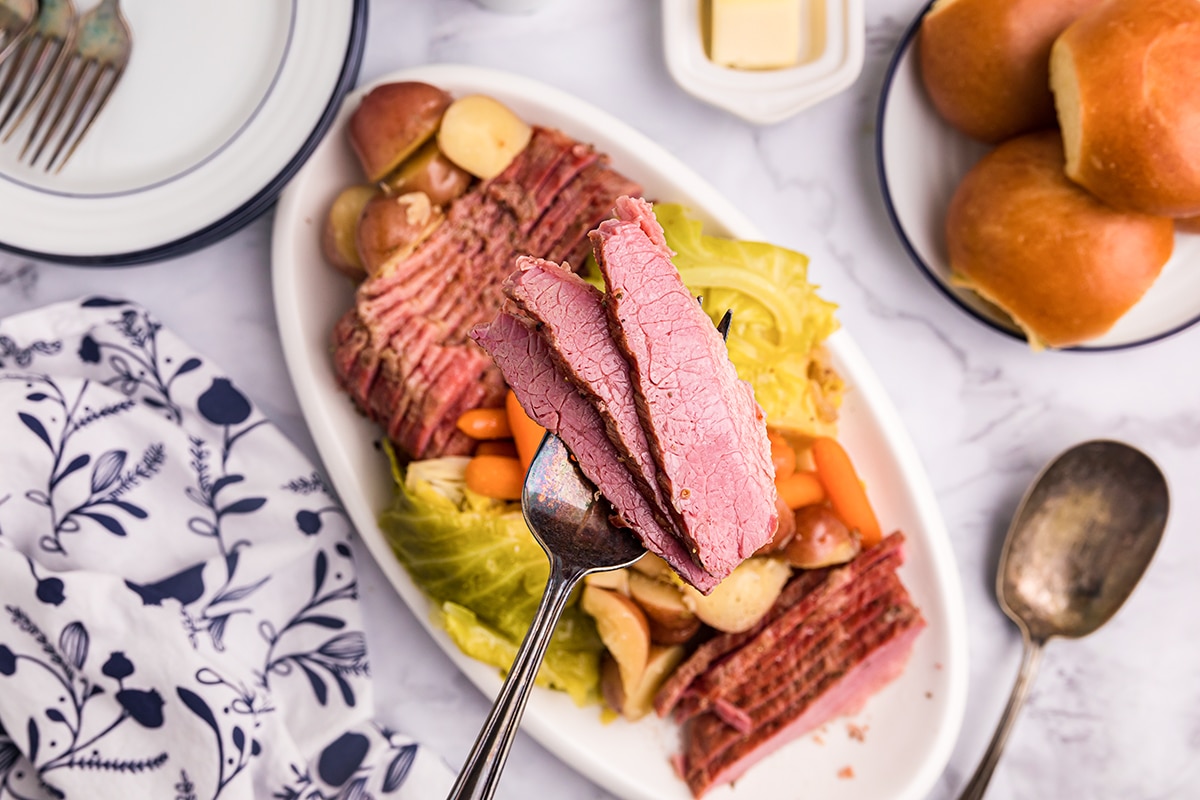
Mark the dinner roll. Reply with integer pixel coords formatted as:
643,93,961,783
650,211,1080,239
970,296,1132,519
946,131,1175,349
1050,0,1200,217
918,0,1104,144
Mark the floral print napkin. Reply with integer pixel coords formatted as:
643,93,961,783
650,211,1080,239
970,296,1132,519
0,298,454,800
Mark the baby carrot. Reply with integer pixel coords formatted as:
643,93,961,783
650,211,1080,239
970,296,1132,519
811,436,882,547
768,429,797,480
476,439,519,458
505,389,546,472
465,455,524,500
775,470,825,510
456,407,512,440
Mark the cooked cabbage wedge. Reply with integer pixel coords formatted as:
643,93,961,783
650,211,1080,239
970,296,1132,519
653,203,843,437
379,450,603,706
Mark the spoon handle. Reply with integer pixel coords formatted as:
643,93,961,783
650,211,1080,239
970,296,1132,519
446,558,583,800
957,637,1045,800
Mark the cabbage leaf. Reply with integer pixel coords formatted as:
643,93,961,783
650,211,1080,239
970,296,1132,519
378,451,602,706
654,203,844,437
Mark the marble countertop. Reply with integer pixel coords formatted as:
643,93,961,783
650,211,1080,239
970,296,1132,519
1,1,1196,798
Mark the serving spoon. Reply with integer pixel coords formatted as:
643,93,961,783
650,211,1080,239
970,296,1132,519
446,431,646,800
958,439,1169,800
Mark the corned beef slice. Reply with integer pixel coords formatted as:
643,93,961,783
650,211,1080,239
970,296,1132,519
469,311,721,594
655,532,926,798
331,126,641,460
592,196,778,576
502,257,687,548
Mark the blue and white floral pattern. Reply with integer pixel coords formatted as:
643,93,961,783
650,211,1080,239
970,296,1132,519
0,299,452,800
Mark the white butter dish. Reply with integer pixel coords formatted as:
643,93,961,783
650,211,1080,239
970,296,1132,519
662,0,864,125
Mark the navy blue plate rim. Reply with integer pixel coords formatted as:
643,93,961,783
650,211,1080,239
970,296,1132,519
0,0,369,269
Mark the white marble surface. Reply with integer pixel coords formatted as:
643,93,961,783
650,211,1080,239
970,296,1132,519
1,1,1197,798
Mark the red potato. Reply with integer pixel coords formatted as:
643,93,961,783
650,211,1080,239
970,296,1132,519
756,495,798,555
601,644,687,721
627,571,703,645
437,94,533,180
679,557,792,634
784,504,862,569
321,184,379,280
347,81,452,182
585,568,631,596
384,139,473,207
355,191,443,278
581,585,652,692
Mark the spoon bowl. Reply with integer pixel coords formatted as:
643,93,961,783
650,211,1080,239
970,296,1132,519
999,439,1169,642
959,439,1169,800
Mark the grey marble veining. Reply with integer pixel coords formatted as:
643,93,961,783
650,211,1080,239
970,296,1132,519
1,0,1197,798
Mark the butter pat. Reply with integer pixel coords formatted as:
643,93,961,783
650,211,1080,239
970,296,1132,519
709,0,802,70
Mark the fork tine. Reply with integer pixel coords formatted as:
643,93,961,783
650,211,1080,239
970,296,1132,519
0,35,60,136
48,63,120,172
0,34,32,111
21,56,87,164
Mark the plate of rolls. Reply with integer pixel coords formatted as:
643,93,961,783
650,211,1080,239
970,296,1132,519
876,0,1200,351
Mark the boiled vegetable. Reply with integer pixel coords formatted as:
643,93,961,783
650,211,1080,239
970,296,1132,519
456,407,512,440
379,446,602,705
775,469,825,510
505,389,547,472
464,454,524,500
811,436,882,547
437,94,533,180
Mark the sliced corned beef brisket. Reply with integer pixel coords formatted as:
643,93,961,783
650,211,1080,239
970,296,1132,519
501,257,707,569
591,196,778,577
470,310,720,593
331,126,641,460
654,532,926,797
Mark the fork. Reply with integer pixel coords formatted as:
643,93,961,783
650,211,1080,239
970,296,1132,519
0,0,76,138
0,0,37,66
20,0,130,172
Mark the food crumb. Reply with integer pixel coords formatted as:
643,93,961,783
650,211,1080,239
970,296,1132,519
846,723,867,742
812,734,825,746
838,766,855,780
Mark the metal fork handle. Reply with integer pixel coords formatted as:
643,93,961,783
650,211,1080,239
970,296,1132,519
446,556,586,800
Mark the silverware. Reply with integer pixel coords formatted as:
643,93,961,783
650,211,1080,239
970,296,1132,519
0,0,76,138
0,0,37,66
446,432,645,800
18,0,130,172
957,439,1168,800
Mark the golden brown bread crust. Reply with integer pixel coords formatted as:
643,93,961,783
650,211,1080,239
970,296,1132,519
917,0,1105,144
1178,216,1200,234
946,131,1175,349
347,82,452,183
1051,0,1200,217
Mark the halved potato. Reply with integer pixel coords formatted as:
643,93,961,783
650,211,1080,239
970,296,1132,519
383,139,473,207
628,571,701,645
601,644,686,721
348,81,452,182
581,584,651,692
322,184,379,280
355,191,443,278
680,557,791,633
437,94,532,180
784,505,861,569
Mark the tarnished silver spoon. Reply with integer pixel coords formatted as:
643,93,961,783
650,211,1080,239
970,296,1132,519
958,439,1169,800
446,431,645,800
